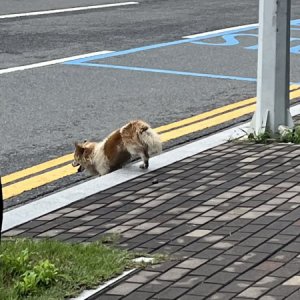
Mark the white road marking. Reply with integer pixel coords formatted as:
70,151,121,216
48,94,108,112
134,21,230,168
0,2,139,19
182,23,257,39
0,50,113,75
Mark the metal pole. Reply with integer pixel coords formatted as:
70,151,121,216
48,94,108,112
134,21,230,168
250,0,293,135
0,177,3,242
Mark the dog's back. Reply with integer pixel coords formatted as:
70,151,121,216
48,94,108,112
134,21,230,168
121,120,162,154
103,129,131,172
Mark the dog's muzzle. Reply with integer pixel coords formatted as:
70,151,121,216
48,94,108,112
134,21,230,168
72,160,79,167
77,165,84,173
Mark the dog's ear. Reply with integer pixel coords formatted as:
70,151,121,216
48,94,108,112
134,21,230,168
74,142,85,154
140,125,149,133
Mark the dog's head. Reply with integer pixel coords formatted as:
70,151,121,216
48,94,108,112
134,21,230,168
72,141,95,173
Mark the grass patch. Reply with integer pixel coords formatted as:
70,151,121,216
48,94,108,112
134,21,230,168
0,238,158,300
247,131,272,144
236,125,300,144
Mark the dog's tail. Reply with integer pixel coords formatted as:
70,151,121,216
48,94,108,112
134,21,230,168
138,122,162,155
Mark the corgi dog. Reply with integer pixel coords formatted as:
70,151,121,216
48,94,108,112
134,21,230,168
72,120,162,176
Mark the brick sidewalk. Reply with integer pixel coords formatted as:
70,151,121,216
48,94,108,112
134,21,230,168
3,142,300,299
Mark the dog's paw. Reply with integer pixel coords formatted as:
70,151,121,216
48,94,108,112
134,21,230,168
139,163,148,169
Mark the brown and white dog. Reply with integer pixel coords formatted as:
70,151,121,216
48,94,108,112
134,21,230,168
72,120,162,176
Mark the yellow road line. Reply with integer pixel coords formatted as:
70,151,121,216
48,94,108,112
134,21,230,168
155,97,256,133
156,84,300,133
159,86,300,142
2,153,73,185
160,104,255,142
3,86,300,200
3,164,76,199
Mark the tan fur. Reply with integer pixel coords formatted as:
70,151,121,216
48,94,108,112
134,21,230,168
72,120,162,176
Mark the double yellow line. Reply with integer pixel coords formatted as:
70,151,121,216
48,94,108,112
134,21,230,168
3,86,300,200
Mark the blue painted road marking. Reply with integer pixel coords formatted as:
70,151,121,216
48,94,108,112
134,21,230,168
77,62,258,82
191,33,258,50
63,20,300,83
64,24,257,65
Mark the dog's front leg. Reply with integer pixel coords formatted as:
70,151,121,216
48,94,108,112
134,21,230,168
139,149,149,169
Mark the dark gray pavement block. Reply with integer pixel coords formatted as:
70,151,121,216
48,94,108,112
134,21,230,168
172,276,205,289
93,295,122,300
285,289,300,300
220,280,252,294
122,291,154,300
178,295,205,300
5,143,300,299
207,292,237,300
106,282,142,296
189,282,222,296
154,287,189,299
269,251,298,263
138,280,173,293
126,271,160,284
205,271,238,285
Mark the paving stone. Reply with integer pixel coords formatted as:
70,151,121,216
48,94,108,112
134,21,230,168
2,229,26,236
178,295,205,300
259,295,282,300
181,241,209,253
189,283,222,296
255,276,285,288
94,295,121,300
211,254,239,266
201,235,225,243
238,269,270,281
176,258,207,269
187,216,213,225
225,245,252,256
238,287,268,298
146,226,171,235
122,291,153,300
255,261,284,272
37,213,62,221
285,290,300,300
173,276,205,288
269,251,298,263
224,261,254,273
37,229,64,237
283,276,300,286
106,282,141,295
206,271,238,284
255,243,282,254
271,262,300,278
207,292,237,300
221,280,252,293
150,261,179,272
211,241,235,250
154,287,188,299
185,229,211,238
158,268,190,281
194,249,223,260
138,280,172,293
267,285,299,297
126,271,160,283
190,264,223,277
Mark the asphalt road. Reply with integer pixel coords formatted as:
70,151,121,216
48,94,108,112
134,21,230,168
0,0,260,69
1,0,300,208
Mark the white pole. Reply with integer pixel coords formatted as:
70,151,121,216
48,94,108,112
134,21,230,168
250,0,293,135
